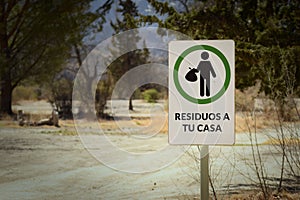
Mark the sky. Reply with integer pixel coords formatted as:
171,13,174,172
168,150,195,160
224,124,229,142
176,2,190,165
85,0,177,45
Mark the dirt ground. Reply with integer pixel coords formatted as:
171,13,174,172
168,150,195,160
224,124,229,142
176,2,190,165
0,100,299,199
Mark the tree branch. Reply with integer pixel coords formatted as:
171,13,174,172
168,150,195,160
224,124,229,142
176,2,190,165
177,0,189,13
12,45,47,89
7,0,29,40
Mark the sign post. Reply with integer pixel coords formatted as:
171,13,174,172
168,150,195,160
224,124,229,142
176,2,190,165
200,145,209,200
169,40,235,198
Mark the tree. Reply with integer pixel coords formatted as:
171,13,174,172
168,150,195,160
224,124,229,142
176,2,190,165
141,0,300,96
109,0,149,111
140,0,300,196
0,0,96,115
95,71,114,118
47,1,113,119
48,77,73,119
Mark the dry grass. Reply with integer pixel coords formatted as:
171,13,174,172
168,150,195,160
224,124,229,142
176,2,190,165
262,137,300,145
0,113,283,135
128,111,291,134
100,116,169,134
2,106,297,136
174,190,300,200
235,82,260,112
220,190,300,200
235,112,275,133
0,120,20,128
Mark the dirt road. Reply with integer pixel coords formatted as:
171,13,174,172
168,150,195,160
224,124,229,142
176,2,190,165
0,127,197,200
1,100,298,199
0,125,293,200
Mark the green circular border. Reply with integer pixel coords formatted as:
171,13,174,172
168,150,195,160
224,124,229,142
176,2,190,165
174,45,231,104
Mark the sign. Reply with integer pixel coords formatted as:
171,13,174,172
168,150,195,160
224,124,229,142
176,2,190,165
168,40,235,145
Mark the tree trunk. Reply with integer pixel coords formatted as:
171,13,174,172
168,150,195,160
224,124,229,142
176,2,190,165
0,76,13,115
129,96,133,111
0,14,13,115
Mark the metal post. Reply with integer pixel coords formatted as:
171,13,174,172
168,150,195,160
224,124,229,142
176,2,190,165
200,145,209,200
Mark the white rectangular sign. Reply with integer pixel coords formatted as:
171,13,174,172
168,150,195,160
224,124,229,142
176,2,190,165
168,40,235,145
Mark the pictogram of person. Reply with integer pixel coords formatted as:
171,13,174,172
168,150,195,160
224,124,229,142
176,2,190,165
197,51,216,97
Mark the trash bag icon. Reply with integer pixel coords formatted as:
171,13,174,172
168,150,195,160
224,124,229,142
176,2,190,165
185,67,199,82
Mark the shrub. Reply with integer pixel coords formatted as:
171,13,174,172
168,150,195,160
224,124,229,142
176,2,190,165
48,78,73,119
95,71,114,118
12,86,38,102
142,88,159,103
132,88,142,99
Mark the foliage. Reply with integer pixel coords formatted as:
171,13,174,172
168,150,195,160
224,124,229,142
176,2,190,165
95,71,114,118
142,88,159,103
48,77,73,119
141,0,300,98
139,1,300,197
0,0,99,115
132,88,142,99
12,85,39,102
108,0,150,110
